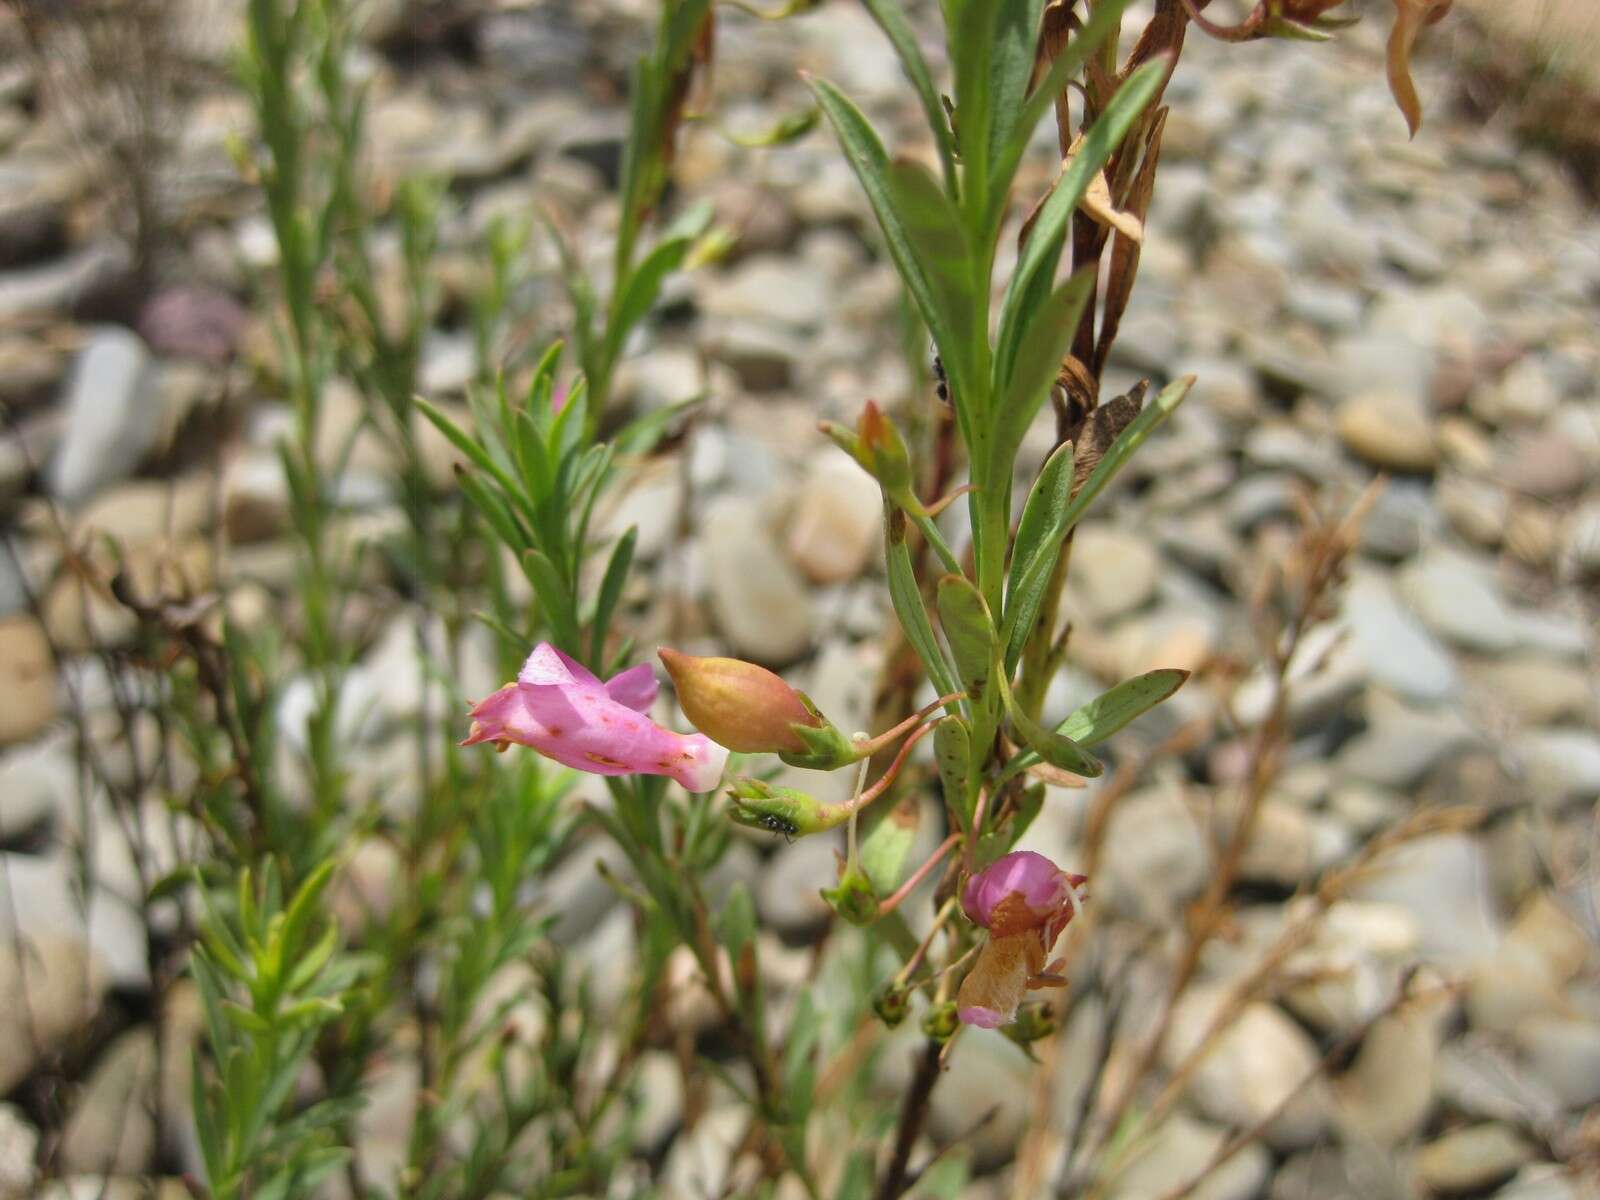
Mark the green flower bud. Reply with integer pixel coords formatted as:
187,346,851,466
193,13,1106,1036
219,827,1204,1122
727,779,828,837
873,983,911,1028
821,863,878,927
1002,1001,1057,1048
820,400,924,516
921,1000,959,1042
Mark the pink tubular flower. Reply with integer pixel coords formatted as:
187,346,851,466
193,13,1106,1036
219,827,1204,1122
463,643,728,793
957,852,1088,1029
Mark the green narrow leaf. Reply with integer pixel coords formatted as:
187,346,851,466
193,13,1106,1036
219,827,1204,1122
861,0,959,192
523,547,582,653
604,233,695,364
1057,668,1189,746
716,882,758,959
1004,444,1081,678
995,57,1167,373
808,75,973,402
997,666,1102,778
885,508,960,699
1001,375,1193,662
591,525,638,669
859,799,920,897
885,157,973,334
936,574,995,702
987,0,1138,224
415,395,521,501
933,715,973,825
1007,439,1074,607
782,991,823,1124
990,268,1094,477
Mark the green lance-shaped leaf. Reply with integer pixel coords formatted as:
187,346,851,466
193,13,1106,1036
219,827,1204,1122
988,269,1094,488
995,57,1168,378
859,797,920,897
985,0,1138,231
933,715,973,826
807,74,975,411
861,0,958,193
1057,668,1190,746
885,507,960,699
1011,441,1075,672
947,0,1047,226
997,661,1103,779
715,881,759,960
885,157,974,348
936,573,996,702
1001,375,1194,665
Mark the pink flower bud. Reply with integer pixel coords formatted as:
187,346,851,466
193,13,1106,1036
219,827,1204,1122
657,648,825,754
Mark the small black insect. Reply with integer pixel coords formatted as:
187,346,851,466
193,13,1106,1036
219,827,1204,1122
755,812,797,842
932,351,949,405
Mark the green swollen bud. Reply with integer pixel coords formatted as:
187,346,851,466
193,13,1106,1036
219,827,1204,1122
726,779,833,837
1002,1002,1058,1050
820,400,924,516
821,863,879,927
873,982,911,1028
921,1000,959,1042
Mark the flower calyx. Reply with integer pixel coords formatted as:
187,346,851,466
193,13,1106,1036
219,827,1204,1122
820,400,924,517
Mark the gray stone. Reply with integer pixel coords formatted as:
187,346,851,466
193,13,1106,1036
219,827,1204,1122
704,318,805,391
703,496,814,665
58,1028,156,1175
0,934,108,1093
1490,1166,1581,1200
597,458,684,562
46,327,160,505
1284,278,1366,332
1341,571,1458,702
1066,524,1161,620
1331,330,1436,402
1100,786,1207,921
700,255,830,332
1336,390,1437,473
1334,987,1452,1146
1512,729,1600,807
784,453,881,584
1414,1124,1533,1195
0,240,132,322
0,615,54,746
0,851,148,989
755,835,837,935
1513,1015,1600,1109
1346,834,1504,965
1467,656,1593,727
1562,499,1600,579
0,738,72,840
1359,478,1437,560
1399,547,1517,654
1164,985,1329,1150
0,1102,38,1196
1105,1112,1271,1200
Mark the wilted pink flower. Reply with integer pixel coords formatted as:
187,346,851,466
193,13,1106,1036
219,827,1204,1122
463,643,728,792
957,852,1088,1029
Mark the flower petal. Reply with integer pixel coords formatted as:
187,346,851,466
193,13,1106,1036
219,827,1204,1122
956,932,1044,1028
605,663,660,712
962,851,1073,931
518,643,600,691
